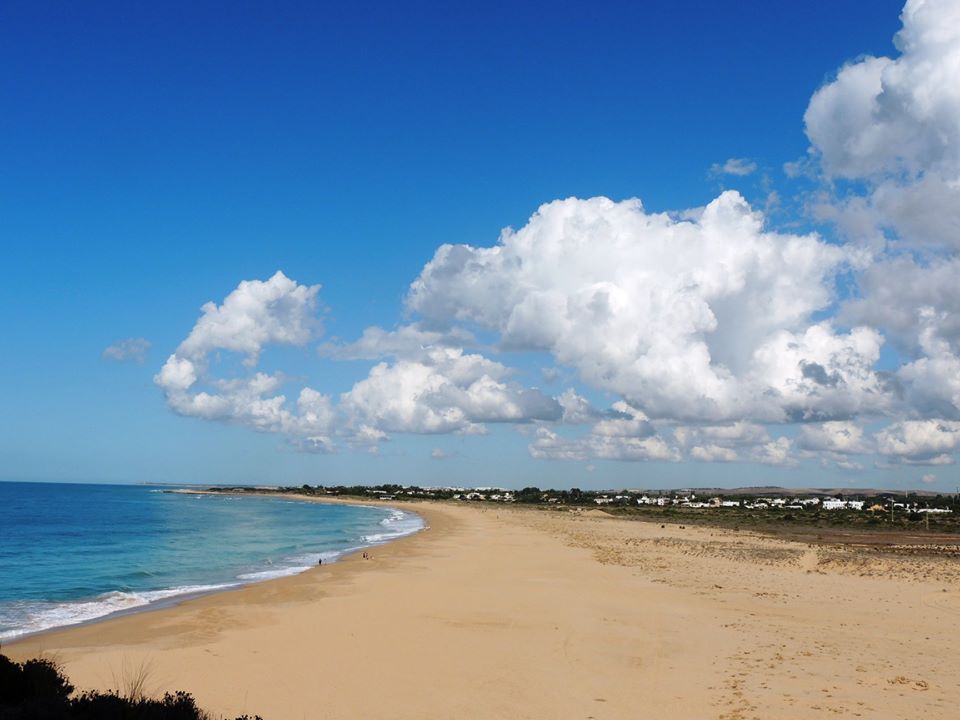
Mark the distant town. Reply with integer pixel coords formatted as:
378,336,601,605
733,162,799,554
209,483,959,516
182,481,960,544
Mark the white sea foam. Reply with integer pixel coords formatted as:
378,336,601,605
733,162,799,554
233,547,350,580
360,509,426,544
235,566,312,581
0,583,238,642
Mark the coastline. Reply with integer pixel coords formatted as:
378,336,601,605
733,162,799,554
6,502,959,719
1,489,428,645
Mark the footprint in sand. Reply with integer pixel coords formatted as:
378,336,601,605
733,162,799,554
888,676,930,691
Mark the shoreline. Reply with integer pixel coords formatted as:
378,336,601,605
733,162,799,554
6,501,959,719
5,496,452,656
2,490,430,645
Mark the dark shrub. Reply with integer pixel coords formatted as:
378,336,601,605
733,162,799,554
71,690,208,720
0,654,261,720
1,654,74,720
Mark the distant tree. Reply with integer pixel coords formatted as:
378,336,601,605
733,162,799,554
516,487,542,503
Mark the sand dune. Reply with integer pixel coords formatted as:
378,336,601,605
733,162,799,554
8,501,959,719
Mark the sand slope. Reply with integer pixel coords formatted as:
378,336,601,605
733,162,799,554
8,502,959,719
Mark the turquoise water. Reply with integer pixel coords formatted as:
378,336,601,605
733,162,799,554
0,482,423,640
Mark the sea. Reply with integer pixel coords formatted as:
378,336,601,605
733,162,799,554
0,482,424,642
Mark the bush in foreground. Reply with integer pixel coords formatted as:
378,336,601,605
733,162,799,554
0,654,261,720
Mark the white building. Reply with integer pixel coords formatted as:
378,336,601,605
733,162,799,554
821,498,864,510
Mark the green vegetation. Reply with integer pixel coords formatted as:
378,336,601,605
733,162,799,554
202,483,960,537
0,653,262,720
602,503,960,535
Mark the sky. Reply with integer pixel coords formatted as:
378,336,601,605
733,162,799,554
3,0,960,491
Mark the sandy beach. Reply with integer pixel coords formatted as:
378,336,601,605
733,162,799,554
7,500,960,719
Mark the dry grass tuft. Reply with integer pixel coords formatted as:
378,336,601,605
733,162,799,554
110,656,156,702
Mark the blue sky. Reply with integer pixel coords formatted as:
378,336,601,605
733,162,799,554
5,0,960,491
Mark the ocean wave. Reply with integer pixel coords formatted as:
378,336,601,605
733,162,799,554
233,550,343,580
0,583,238,642
235,566,313,581
360,509,425,545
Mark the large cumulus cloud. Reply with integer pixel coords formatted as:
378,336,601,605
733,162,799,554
798,0,960,469
339,347,561,435
805,0,960,252
408,191,884,424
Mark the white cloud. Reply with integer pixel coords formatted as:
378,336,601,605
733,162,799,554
155,273,335,446
874,419,960,465
590,434,679,462
590,401,655,438
319,323,475,360
164,372,336,437
750,437,797,467
711,157,758,177
339,347,561,435
671,421,803,465
795,421,872,471
805,55,898,180
673,421,771,463
804,0,960,250
528,426,679,463
806,0,960,181
319,323,565,439
156,355,199,392
690,445,739,462
102,337,151,363
797,421,870,455
843,255,960,354
292,436,337,454
804,0,960,450
557,389,597,424
528,403,679,462
408,191,861,423
528,427,588,461
345,424,389,453
896,309,960,418
751,323,889,421
784,153,818,179
674,421,769,447
921,472,937,484
177,271,321,365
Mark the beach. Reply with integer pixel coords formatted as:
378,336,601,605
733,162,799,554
6,500,959,719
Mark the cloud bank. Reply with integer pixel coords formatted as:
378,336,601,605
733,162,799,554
152,1,960,474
